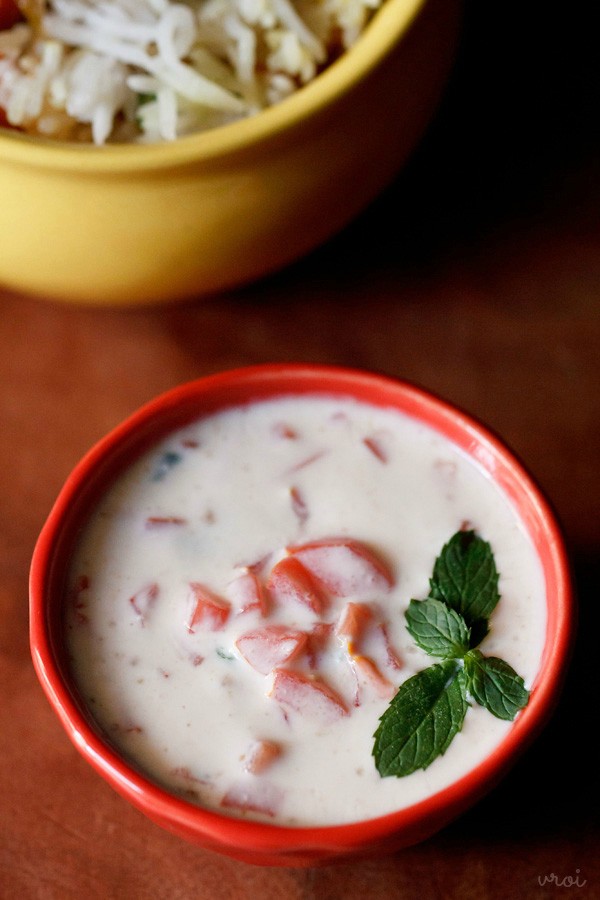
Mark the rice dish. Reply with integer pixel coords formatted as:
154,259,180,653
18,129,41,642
0,0,382,144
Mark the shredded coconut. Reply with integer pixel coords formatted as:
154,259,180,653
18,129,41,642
0,0,382,143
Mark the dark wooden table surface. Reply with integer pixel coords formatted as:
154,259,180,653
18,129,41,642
1,2,598,897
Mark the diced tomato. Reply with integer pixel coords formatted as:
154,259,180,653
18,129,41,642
287,538,394,598
112,721,143,735
289,485,309,522
129,582,159,624
433,458,458,483
352,654,396,699
336,601,373,652
269,668,349,722
330,410,349,424
267,556,324,614
335,601,396,698
226,571,268,616
69,574,89,609
187,583,231,633
286,450,327,473
145,516,187,527
220,780,283,818
363,435,388,463
272,422,298,440
243,739,282,774
171,766,208,785
234,553,272,576
306,621,334,669
347,662,361,708
378,621,403,670
236,625,307,675
0,0,21,30
69,574,90,624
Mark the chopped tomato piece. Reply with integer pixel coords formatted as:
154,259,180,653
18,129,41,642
187,583,231,632
335,601,396,698
226,571,268,616
145,516,187,527
306,621,334,669
353,654,396,699
269,668,349,722
243,739,282,774
289,486,309,522
171,766,208,785
267,556,324,614
347,663,361,708
378,622,403,670
220,780,283,818
112,721,143,735
0,0,21,29
69,574,90,609
234,553,272,576
236,625,307,675
336,601,373,652
129,582,159,624
363,434,388,463
272,422,298,440
286,450,327,473
287,538,394,597
69,575,90,624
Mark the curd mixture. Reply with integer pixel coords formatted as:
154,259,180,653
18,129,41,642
66,395,547,826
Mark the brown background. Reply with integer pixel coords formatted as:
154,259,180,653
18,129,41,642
1,1,598,897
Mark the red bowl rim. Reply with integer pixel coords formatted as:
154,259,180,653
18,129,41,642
29,363,574,856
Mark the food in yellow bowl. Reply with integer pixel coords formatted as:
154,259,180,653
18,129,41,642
0,0,461,305
0,0,384,144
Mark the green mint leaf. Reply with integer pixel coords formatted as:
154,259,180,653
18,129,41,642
430,530,500,634
405,598,471,659
373,661,469,777
464,650,530,721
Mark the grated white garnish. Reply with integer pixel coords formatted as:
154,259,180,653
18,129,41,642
0,0,382,144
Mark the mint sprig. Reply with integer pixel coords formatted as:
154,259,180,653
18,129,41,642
373,529,530,778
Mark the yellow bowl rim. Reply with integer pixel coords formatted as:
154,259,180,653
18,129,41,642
0,0,426,172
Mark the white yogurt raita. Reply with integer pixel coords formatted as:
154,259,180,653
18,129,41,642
65,395,546,826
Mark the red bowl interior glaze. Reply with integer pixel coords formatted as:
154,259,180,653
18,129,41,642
29,364,574,866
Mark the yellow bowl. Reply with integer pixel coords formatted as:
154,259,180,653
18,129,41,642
0,0,460,305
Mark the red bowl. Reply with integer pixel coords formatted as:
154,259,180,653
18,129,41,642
29,364,574,866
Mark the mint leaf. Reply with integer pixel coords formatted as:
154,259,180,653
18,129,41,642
464,649,529,721
373,661,469,777
405,598,471,659
430,530,499,634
